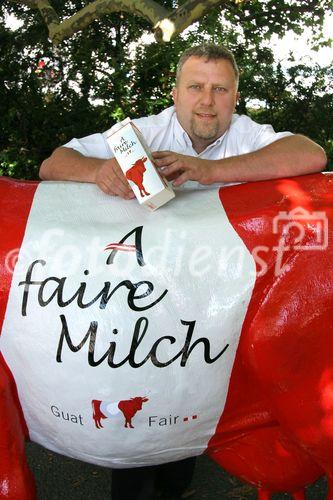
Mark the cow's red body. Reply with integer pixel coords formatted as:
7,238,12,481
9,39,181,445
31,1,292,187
1,173,333,499
209,174,333,498
0,179,37,499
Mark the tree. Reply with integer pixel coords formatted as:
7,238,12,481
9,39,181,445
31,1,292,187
5,0,331,45
1,2,155,178
1,0,332,179
249,62,333,168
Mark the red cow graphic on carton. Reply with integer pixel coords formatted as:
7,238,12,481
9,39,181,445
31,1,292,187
92,397,149,429
125,156,150,197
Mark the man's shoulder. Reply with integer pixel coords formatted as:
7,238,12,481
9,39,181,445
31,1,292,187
227,113,292,151
132,106,175,130
229,114,264,133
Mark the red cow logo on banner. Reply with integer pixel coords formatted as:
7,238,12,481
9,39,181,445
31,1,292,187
92,397,149,429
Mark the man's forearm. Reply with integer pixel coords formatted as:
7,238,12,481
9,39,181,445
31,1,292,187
211,135,327,183
40,147,134,199
153,135,327,187
39,147,104,183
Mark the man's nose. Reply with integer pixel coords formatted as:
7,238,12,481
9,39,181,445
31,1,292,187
200,88,214,106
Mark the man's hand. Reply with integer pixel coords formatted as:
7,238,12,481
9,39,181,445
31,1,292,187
95,158,134,199
153,135,326,187
40,148,134,200
152,151,215,186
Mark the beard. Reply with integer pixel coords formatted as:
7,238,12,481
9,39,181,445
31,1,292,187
190,115,220,141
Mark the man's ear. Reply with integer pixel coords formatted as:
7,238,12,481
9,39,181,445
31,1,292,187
172,87,177,106
234,91,240,110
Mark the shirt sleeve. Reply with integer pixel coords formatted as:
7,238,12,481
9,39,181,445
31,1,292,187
228,115,293,155
62,132,114,159
251,123,293,150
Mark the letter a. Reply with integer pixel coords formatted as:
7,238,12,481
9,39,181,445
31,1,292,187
106,226,145,267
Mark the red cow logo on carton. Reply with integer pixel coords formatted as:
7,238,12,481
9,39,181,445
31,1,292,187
92,397,149,429
125,156,150,197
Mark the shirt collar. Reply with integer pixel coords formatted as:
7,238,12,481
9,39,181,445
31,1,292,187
173,111,191,149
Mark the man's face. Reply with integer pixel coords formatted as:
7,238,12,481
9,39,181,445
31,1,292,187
172,56,239,153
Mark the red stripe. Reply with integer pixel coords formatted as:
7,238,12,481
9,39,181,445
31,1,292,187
104,243,136,251
0,177,39,333
0,176,39,440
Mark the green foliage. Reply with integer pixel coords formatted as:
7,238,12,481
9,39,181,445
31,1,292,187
1,0,332,179
247,63,333,169
1,1,153,178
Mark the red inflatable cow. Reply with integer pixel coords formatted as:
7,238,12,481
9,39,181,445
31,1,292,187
0,172,333,499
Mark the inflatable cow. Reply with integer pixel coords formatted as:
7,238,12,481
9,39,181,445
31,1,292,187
0,173,333,499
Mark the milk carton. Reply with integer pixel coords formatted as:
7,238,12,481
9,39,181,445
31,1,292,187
105,118,175,211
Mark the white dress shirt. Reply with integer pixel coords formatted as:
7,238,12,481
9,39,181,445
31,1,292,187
63,106,292,189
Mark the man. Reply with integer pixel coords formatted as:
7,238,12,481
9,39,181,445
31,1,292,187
40,44,327,499
40,45,326,193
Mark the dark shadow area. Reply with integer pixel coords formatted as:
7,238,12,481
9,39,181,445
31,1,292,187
26,442,327,499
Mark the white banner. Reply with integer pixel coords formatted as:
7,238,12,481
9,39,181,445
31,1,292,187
0,182,255,467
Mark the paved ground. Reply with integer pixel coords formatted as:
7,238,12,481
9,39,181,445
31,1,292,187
26,442,327,499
